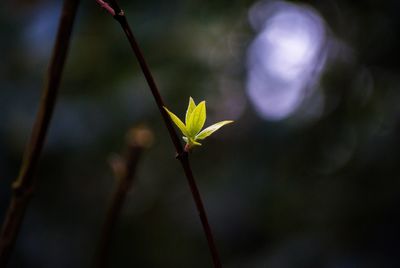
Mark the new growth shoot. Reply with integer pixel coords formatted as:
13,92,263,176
164,97,233,152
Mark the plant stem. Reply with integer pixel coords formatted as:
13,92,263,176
0,0,79,266
93,127,153,268
96,1,222,267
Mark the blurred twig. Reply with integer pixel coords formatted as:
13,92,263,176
96,1,223,267
0,0,80,266
93,127,153,268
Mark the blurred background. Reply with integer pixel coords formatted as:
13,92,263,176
1,0,400,267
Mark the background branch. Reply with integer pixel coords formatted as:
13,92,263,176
97,1,222,267
93,127,153,268
0,0,80,266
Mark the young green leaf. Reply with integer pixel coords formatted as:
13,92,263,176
183,137,202,147
195,120,234,140
187,101,206,136
185,97,197,125
189,138,202,146
163,107,188,136
164,97,233,151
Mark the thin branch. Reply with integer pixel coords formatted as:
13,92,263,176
96,1,222,267
93,127,153,268
96,0,116,16
0,0,80,266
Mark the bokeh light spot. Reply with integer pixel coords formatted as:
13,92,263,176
246,1,327,121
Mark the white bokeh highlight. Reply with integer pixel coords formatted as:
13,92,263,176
246,1,327,121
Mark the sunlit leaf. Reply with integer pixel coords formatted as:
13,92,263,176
196,120,233,140
185,97,197,125
163,107,188,136
189,138,202,146
187,101,206,136
164,97,233,151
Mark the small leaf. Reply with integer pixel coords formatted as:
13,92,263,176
187,101,206,136
185,97,197,125
188,138,202,146
195,120,233,140
183,137,201,150
163,107,188,136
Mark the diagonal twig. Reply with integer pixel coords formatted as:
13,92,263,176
0,0,80,266
96,1,222,267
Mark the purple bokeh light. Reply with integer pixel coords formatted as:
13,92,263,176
246,1,327,121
